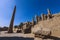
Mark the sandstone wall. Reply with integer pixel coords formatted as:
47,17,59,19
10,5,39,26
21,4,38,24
32,13,60,37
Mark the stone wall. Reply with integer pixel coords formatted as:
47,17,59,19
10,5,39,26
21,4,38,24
32,13,60,37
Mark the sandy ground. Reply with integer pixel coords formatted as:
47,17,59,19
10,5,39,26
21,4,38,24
0,31,60,40
0,31,34,37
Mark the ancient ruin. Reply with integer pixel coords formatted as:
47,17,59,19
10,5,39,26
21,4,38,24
31,9,60,38
2,7,59,40
8,6,16,33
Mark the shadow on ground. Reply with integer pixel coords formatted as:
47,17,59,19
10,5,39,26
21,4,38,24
0,36,60,40
0,37,34,40
43,36,60,40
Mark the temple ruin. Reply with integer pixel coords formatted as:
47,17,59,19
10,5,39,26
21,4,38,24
6,6,60,38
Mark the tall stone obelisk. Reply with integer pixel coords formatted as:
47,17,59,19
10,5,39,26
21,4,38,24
8,6,16,33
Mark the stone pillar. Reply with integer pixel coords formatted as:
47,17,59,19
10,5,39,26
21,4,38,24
32,17,35,26
38,16,40,21
41,13,44,20
44,14,47,20
8,6,16,33
35,15,38,23
39,16,42,21
47,9,52,19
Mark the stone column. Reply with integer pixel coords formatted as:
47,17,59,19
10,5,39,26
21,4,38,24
41,13,47,20
32,17,35,26
47,9,52,19
44,14,47,20
41,13,44,20
35,15,38,23
39,16,42,21
8,6,16,33
38,16,40,22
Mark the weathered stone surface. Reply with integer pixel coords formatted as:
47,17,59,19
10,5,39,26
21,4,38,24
22,22,32,33
32,13,60,37
16,29,22,33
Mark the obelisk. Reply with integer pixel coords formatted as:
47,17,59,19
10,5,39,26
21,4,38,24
8,6,16,33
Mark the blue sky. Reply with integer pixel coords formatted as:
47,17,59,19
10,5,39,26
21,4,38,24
0,0,60,27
